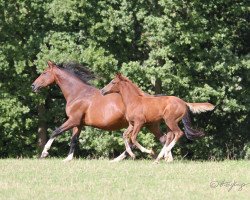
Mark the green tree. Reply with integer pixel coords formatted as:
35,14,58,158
0,0,249,159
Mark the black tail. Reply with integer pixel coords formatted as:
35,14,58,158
182,109,205,140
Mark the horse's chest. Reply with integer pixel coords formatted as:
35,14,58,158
125,106,145,123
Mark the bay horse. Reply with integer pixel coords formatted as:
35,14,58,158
101,73,215,162
31,61,174,162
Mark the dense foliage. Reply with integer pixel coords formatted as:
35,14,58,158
0,0,249,159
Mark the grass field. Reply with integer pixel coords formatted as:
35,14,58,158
0,159,249,200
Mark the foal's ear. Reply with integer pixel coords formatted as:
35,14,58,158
47,60,55,69
116,72,122,79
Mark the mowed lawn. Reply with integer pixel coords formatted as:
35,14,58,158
0,159,249,200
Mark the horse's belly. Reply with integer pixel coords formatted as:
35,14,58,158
84,105,128,131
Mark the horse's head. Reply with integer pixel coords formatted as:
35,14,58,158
31,61,57,92
101,73,125,95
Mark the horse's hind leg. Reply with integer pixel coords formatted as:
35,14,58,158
63,126,82,162
154,120,183,163
164,131,174,162
41,118,77,158
147,123,174,161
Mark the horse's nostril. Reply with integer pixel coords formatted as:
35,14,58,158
101,89,106,95
31,84,36,91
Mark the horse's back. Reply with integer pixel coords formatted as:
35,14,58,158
141,95,187,122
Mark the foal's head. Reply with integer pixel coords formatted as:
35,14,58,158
101,73,124,95
31,61,57,92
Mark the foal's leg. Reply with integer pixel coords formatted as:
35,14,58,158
130,123,154,155
41,118,77,158
147,123,174,161
122,124,136,159
111,151,128,163
154,121,184,163
63,126,82,162
112,123,164,162
164,131,174,162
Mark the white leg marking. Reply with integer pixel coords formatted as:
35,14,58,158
125,139,136,159
41,138,55,158
154,140,176,163
165,151,173,162
63,153,74,162
111,151,127,163
165,140,176,153
134,141,153,154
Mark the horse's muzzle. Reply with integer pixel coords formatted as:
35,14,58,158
31,84,39,93
101,89,107,95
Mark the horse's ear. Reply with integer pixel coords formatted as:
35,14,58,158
47,60,55,69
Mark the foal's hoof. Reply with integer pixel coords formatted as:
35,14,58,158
165,158,173,163
153,160,159,164
40,152,49,158
150,149,155,155
130,154,136,160
110,159,120,163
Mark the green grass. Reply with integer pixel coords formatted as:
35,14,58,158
0,159,249,200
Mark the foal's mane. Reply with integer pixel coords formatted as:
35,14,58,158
120,75,145,96
56,62,95,84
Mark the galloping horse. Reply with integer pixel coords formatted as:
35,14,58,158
101,73,215,162
32,61,174,162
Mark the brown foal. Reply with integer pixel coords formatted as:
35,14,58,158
32,61,173,162
101,73,215,162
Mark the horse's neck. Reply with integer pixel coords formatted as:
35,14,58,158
119,82,141,108
54,68,96,103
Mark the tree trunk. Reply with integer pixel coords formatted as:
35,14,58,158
154,78,162,94
37,104,47,153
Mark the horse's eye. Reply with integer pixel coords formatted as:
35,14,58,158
43,72,47,75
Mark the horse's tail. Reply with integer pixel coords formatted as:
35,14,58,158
182,102,214,140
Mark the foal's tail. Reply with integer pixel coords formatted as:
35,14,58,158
182,102,215,140
186,103,215,114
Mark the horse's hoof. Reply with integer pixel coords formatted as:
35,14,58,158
63,158,73,162
40,152,49,158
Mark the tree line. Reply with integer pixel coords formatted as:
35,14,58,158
0,0,249,159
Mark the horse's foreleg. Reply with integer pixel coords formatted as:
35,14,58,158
111,151,127,163
40,138,55,158
131,123,154,155
122,124,136,159
63,126,82,162
41,118,77,158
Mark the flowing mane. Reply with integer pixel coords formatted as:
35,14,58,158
120,75,145,96
56,62,95,84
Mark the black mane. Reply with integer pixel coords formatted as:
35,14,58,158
56,62,95,84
